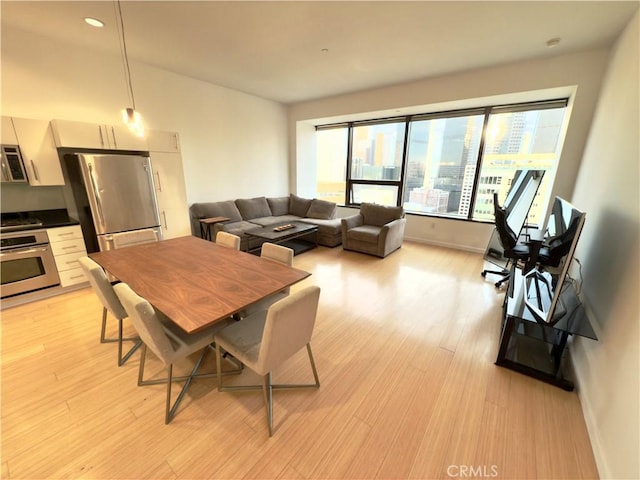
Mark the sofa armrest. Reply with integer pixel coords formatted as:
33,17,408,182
341,214,364,230
341,214,363,247
378,217,406,255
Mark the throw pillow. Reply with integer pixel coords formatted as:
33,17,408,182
289,194,313,217
361,202,404,227
235,197,272,220
307,199,337,219
267,196,290,216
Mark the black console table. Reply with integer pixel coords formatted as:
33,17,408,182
496,267,597,391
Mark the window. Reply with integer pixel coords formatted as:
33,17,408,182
316,99,568,225
348,121,406,206
404,113,483,217
474,105,567,224
316,127,348,204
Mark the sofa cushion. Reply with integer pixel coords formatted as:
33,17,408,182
348,225,382,243
236,197,272,220
249,215,300,227
217,221,261,236
267,196,290,216
306,199,337,220
289,194,313,217
360,203,404,227
191,201,242,223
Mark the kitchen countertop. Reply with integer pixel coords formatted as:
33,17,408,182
0,209,80,231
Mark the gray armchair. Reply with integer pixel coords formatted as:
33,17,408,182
341,203,406,258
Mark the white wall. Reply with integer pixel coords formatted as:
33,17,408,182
570,11,640,480
288,49,610,251
0,26,289,206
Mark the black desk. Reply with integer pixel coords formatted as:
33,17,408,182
496,267,597,391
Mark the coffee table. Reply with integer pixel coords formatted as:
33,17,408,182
245,222,318,255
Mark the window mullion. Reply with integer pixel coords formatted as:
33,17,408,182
467,108,491,220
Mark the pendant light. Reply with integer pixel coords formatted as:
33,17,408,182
115,0,145,137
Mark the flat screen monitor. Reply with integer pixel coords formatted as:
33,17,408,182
523,196,586,325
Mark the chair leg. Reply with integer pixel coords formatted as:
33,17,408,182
136,343,241,424
100,307,109,343
165,364,173,424
216,343,320,436
100,306,142,366
263,372,273,436
117,318,142,367
306,344,320,388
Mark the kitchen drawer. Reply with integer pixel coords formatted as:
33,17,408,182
53,250,87,272
48,225,83,242
59,267,87,287
51,238,86,256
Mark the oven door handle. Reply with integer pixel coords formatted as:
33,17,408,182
0,246,48,257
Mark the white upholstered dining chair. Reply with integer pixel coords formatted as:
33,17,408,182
78,256,142,366
113,282,241,424
215,285,321,436
215,231,241,250
241,243,294,318
112,228,158,249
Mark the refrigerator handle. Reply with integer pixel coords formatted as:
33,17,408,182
88,163,106,227
1,159,9,181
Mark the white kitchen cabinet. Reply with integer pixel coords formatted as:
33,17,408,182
1,116,18,144
47,225,88,287
11,117,65,186
51,119,148,151
147,130,180,153
150,150,191,239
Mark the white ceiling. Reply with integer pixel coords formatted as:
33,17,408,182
2,1,638,104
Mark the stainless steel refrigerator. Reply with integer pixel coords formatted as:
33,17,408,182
63,153,162,253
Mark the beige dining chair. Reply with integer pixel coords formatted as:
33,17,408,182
215,231,241,250
113,282,242,424
242,243,294,318
215,285,321,436
112,229,158,249
78,256,142,366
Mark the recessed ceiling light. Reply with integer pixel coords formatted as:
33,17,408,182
321,48,329,54
84,17,105,28
546,37,561,48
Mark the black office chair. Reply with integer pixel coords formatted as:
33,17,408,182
481,193,532,288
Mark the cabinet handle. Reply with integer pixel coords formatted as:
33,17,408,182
173,133,179,151
98,126,105,147
57,232,74,236
162,210,168,229
111,126,117,148
30,160,40,182
69,274,85,280
61,246,77,250
156,171,163,192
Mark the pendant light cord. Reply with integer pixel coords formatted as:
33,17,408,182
115,0,136,110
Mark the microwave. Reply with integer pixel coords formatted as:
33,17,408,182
1,145,28,183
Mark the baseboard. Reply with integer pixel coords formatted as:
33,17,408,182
0,282,89,310
571,302,607,479
404,235,486,254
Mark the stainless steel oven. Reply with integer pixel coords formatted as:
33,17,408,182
0,229,60,298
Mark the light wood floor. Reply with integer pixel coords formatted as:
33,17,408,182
1,241,599,479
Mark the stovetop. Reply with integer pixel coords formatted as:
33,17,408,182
0,213,43,232
0,209,79,234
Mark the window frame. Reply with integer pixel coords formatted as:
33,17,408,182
315,98,568,223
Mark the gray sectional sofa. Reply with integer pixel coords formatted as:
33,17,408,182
189,194,342,250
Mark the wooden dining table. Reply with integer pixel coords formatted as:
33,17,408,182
89,235,311,334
